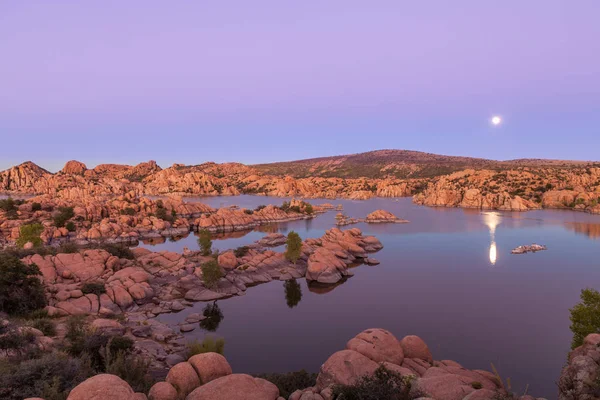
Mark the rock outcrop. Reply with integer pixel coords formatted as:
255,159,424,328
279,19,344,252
365,209,408,223
559,333,600,400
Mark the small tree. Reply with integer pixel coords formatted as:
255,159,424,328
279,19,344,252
198,229,212,256
201,260,223,289
285,231,302,264
570,288,600,349
53,206,75,228
16,223,44,248
0,253,47,315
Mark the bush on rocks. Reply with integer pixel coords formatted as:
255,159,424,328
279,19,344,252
81,282,107,296
53,206,75,228
332,365,419,400
28,318,57,337
187,336,225,358
256,370,317,399
285,231,302,264
570,288,600,349
16,223,44,248
201,260,223,289
0,253,46,315
0,351,94,400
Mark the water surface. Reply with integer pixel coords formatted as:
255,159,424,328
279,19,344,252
144,196,600,398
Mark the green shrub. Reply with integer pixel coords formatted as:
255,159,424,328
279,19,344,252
53,207,75,228
31,202,42,212
0,253,47,315
304,203,314,214
0,325,37,355
65,221,76,232
0,197,16,212
0,351,94,400
332,365,420,400
256,370,317,399
243,209,254,215
16,223,44,248
121,207,135,216
0,198,18,219
255,205,267,211
155,207,174,222
285,231,302,264
201,260,223,289
65,315,87,343
103,348,153,393
81,282,106,296
570,288,600,349
187,336,225,358
29,318,57,336
234,246,249,257
198,229,212,256
57,242,79,254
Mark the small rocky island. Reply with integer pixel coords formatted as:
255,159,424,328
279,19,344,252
511,244,547,254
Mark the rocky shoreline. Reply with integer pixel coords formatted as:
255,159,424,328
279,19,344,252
16,327,547,400
5,227,382,378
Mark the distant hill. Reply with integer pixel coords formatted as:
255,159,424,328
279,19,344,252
252,150,597,179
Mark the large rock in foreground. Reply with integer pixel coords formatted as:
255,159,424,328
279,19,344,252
346,328,405,365
315,349,379,390
186,374,279,400
66,374,138,400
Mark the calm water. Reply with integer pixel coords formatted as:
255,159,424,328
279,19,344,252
143,196,600,398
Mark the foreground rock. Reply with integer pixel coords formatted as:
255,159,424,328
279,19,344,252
296,328,543,400
187,374,279,400
559,333,600,400
66,374,142,400
56,327,547,400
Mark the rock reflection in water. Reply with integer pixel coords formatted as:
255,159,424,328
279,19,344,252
307,278,348,295
565,222,600,239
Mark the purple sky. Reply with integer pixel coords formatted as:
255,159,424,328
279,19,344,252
1,1,599,172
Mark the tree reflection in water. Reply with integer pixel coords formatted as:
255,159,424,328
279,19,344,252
284,279,303,308
200,301,224,332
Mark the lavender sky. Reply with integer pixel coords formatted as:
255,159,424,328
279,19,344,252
1,1,599,172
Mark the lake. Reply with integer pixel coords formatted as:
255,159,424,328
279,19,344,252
141,195,600,398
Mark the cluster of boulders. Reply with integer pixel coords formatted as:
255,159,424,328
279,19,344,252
365,209,409,223
334,209,408,226
29,327,546,400
193,204,316,234
21,249,157,317
413,168,600,213
303,228,383,284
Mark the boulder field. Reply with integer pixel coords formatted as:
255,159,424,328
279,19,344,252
21,227,383,321
0,194,324,247
33,328,545,400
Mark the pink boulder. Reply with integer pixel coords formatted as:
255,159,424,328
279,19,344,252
186,374,279,400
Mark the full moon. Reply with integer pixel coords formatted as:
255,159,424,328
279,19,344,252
491,116,502,126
